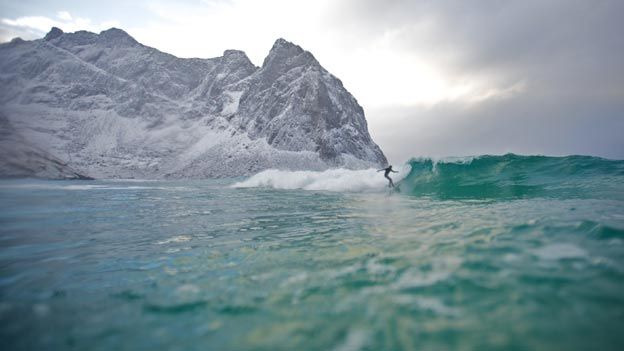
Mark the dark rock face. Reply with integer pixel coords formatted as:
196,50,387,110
44,27,63,41
0,28,386,179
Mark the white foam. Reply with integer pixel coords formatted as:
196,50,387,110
155,235,193,245
394,256,462,288
175,284,200,295
393,295,459,316
533,243,587,260
231,165,410,192
333,329,369,351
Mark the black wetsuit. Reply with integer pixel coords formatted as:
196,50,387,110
381,166,397,187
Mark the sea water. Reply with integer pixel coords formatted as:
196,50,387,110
1,154,623,350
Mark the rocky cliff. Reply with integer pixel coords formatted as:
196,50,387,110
0,27,386,179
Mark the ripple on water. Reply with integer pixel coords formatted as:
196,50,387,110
155,235,193,245
143,301,208,315
395,257,462,290
1,179,624,351
532,243,588,261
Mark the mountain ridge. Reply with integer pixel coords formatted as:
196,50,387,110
0,27,387,179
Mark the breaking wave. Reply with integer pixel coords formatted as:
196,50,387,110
234,154,624,200
399,154,624,199
232,167,410,192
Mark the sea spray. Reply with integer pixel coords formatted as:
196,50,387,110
232,166,411,192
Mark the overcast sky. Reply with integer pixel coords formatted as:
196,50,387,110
1,0,623,162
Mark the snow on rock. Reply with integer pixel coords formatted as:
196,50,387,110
0,28,387,179
221,90,244,116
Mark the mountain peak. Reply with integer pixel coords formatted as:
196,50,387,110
0,28,387,178
222,49,256,71
223,49,249,60
268,38,305,57
99,27,130,36
98,28,138,46
262,38,317,69
44,27,64,41
272,38,299,50
9,37,25,44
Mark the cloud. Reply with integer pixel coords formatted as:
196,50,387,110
369,94,624,162
0,1,621,159
127,0,512,108
328,0,624,101
131,0,333,63
329,0,624,160
57,11,72,21
0,11,120,40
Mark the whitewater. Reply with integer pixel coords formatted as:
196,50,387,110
232,166,411,192
1,154,623,350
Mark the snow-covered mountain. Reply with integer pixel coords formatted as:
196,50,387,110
0,27,387,179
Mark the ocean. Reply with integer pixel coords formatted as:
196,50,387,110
1,154,623,350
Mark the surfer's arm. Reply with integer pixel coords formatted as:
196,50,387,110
391,170,399,173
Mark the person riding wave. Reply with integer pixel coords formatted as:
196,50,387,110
378,165,398,188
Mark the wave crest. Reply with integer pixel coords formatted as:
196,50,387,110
233,154,624,200
232,167,410,192
399,154,624,199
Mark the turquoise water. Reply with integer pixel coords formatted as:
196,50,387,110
1,154,624,350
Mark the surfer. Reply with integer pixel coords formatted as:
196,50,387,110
378,165,398,188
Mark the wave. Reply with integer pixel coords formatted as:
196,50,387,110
232,167,410,192
399,154,624,199
234,154,624,200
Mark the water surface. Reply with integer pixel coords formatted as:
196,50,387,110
1,155,624,350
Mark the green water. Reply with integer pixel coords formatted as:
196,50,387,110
1,155,623,350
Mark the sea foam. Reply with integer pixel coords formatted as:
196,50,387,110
232,166,410,192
